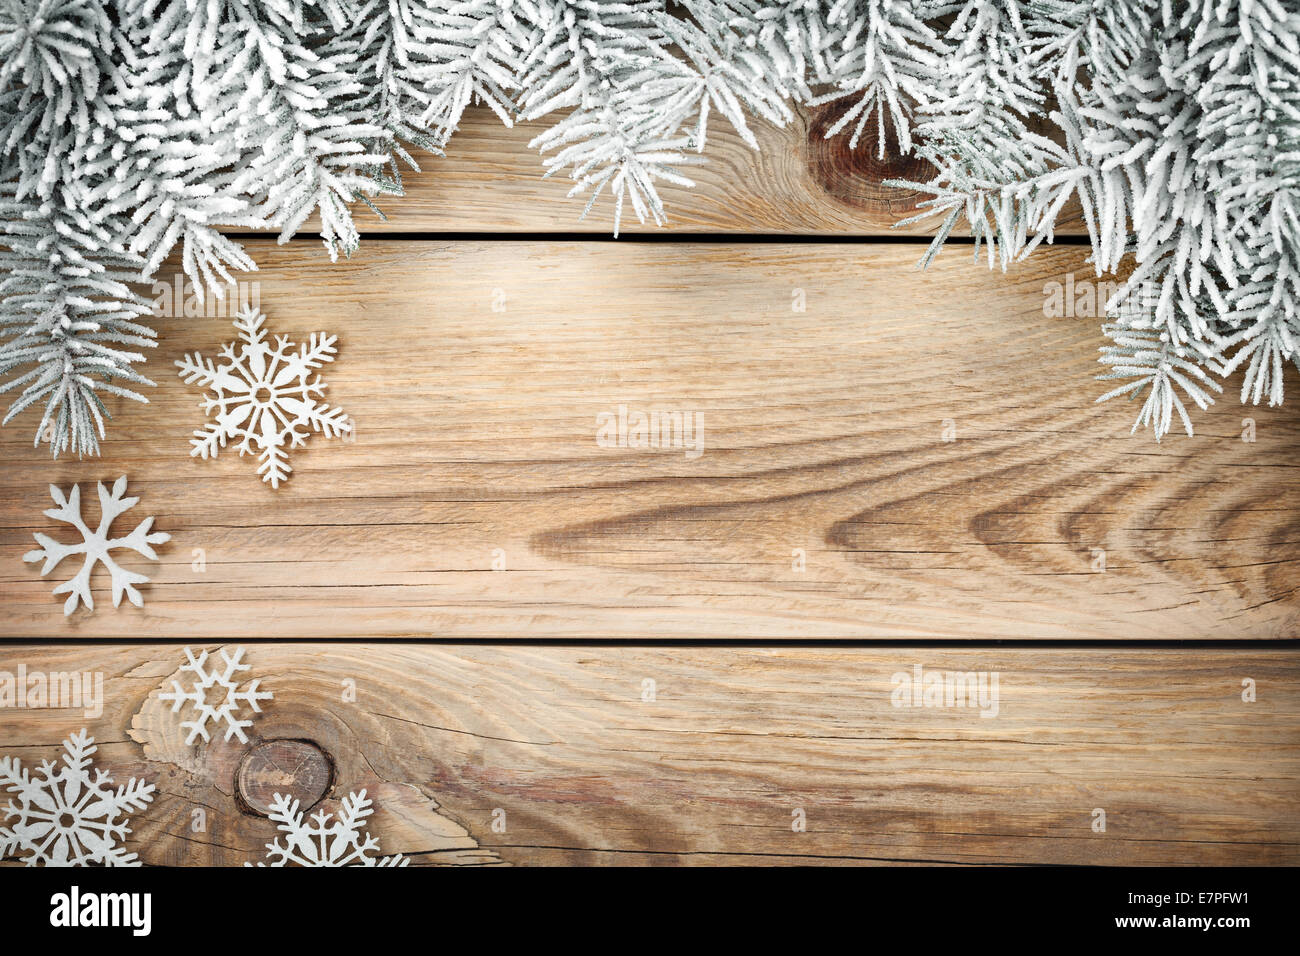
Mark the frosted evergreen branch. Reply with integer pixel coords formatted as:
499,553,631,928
1,0,1297,453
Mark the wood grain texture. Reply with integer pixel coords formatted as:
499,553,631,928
0,241,1296,639
0,643,1296,866
322,104,1087,236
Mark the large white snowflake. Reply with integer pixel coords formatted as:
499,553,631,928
24,477,171,616
0,730,155,867
159,646,273,745
176,308,351,488
248,790,409,867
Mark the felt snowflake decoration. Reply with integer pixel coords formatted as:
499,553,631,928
24,477,170,616
159,646,273,745
248,790,409,867
176,308,352,488
0,730,155,867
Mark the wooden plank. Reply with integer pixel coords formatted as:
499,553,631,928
1,644,1296,866
333,104,1088,235
1,241,1296,639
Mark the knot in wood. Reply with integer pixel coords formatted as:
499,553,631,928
805,101,936,219
236,739,334,816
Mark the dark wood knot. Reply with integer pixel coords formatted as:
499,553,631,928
236,739,334,816
805,99,936,219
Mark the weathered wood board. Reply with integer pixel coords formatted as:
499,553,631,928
1,241,1296,639
300,104,1088,235
0,101,1296,872
0,644,1295,866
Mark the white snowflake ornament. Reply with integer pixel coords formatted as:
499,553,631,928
24,477,171,616
248,790,409,867
0,730,155,867
159,646,273,745
176,308,351,488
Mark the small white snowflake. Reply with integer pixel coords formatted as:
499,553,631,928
248,790,409,867
159,646,273,744
175,308,351,488
0,730,155,867
24,476,171,616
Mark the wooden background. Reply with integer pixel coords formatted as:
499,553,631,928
1,105,1297,866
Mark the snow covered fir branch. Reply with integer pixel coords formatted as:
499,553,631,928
1,1,1297,455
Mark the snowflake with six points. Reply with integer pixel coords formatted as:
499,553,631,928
24,477,170,616
176,308,352,488
0,730,155,867
248,790,409,867
159,646,273,745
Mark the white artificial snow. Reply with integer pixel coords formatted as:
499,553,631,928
176,308,352,488
248,790,409,867
159,646,273,745
23,476,170,616
0,730,155,867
